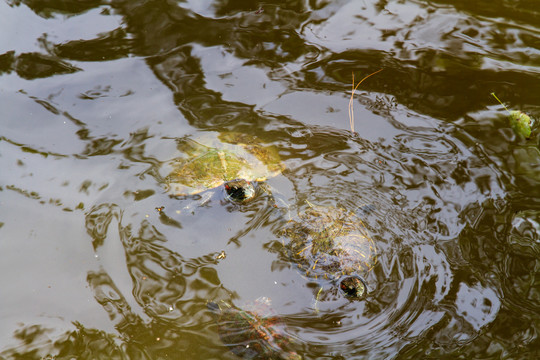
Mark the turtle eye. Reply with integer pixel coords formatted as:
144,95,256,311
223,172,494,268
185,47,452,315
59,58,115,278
340,281,355,297
228,186,242,199
339,276,366,299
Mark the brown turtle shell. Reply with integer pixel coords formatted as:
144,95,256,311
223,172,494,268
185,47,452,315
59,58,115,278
208,297,301,360
282,204,377,283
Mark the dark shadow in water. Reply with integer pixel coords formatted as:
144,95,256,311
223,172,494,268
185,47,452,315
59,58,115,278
6,0,104,18
0,51,81,79
395,198,540,358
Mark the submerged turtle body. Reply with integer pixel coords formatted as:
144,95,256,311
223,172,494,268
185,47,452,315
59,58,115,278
207,297,301,360
163,132,284,203
282,204,377,299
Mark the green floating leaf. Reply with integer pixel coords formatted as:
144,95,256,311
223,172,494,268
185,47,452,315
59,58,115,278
491,92,533,139
509,110,532,139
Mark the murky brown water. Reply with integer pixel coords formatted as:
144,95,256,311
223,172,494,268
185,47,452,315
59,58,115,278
1,0,539,359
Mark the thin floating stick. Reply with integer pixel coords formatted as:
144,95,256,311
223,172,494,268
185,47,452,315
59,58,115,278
349,73,355,133
491,92,511,114
348,69,383,133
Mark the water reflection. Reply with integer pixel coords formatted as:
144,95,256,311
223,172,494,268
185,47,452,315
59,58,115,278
1,0,540,358
69,119,510,358
87,202,236,358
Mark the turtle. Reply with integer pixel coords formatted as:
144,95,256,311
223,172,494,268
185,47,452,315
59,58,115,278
207,297,301,360
162,132,285,203
280,202,377,302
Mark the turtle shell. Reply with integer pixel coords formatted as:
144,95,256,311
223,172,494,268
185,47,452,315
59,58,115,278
282,205,377,285
163,132,284,198
208,297,301,360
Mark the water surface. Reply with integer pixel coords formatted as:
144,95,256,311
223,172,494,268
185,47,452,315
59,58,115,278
1,0,539,359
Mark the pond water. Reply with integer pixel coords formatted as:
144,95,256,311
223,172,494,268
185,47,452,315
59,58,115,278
1,0,540,359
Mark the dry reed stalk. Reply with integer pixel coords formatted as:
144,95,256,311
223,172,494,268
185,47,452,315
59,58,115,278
348,69,383,133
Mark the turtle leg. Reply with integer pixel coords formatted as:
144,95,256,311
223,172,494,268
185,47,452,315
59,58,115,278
265,184,292,220
356,203,376,215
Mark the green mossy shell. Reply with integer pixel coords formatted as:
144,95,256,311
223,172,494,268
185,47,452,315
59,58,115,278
283,205,377,281
164,132,285,196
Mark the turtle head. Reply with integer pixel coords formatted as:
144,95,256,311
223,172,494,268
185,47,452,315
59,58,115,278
224,179,256,204
339,275,367,300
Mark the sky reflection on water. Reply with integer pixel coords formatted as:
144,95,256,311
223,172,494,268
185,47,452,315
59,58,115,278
1,0,539,359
